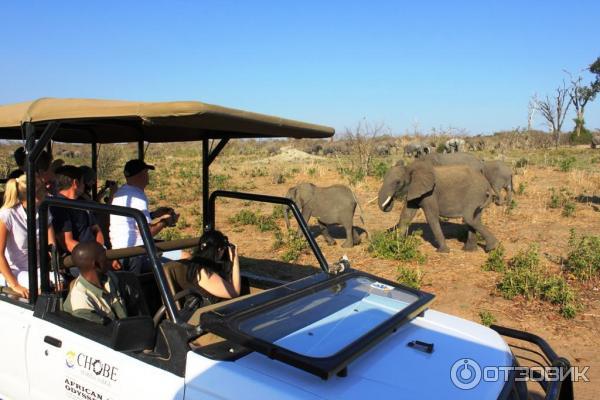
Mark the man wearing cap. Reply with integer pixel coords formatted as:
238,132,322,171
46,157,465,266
110,159,178,273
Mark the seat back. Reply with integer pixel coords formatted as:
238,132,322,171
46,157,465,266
112,271,150,317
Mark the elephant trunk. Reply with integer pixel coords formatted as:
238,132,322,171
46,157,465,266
378,185,395,212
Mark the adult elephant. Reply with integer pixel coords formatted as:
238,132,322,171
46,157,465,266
422,152,484,173
284,183,363,248
591,133,600,149
378,160,497,253
483,160,514,205
404,142,431,158
444,138,466,153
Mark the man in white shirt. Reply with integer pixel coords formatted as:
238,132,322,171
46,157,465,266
110,159,178,273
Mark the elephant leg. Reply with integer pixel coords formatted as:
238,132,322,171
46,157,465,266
341,222,355,248
318,221,336,245
391,206,418,234
352,227,361,245
422,204,449,253
505,183,513,205
463,227,478,251
494,185,505,206
464,211,498,252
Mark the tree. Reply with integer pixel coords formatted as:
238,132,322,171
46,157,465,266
565,59,600,137
536,82,571,148
343,119,389,177
527,94,538,132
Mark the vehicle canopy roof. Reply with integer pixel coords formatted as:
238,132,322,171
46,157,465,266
0,98,334,143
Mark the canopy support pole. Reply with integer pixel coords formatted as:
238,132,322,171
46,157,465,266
202,138,229,231
91,142,98,200
138,140,144,161
25,122,60,303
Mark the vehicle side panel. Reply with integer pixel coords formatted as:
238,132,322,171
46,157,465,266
26,318,185,399
0,300,33,400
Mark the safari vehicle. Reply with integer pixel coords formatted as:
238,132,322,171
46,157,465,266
0,98,573,399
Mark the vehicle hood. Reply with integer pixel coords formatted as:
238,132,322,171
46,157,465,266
184,309,513,399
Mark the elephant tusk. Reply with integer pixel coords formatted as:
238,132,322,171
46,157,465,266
381,195,393,209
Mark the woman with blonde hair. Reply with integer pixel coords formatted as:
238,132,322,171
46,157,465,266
0,174,56,298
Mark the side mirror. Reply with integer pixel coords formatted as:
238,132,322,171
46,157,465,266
110,316,155,352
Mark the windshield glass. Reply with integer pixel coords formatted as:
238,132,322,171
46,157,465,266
237,276,419,358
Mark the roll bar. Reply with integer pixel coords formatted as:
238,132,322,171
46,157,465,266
38,197,183,324
207,190,329,273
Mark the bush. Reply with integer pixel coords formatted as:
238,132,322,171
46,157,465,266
558,156,577,172
210,174,231,190
372,161,391,180
229,209,278,232
517,182,526,195
569,127,593,145
397,266,424,289
548,187,572,209
505,199,517,215
515,158,529,168
497,244,577,318
482,245,506,272
337,166,366,186
562,201,576,217
479,310,496,327
277,230,308,262
565,230,600,281
368,230,426,263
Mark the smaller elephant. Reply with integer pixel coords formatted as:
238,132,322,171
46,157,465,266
404,142,432,158
285,183,363,248
378,160,497,252
591,133,600,149
483,160,514,205
444,138,466,153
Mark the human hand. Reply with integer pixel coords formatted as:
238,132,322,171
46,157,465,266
227,243,237,260
111,259,122,271
10,284,29,299
152,207,173,219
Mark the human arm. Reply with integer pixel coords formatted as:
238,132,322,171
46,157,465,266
0,220,29,298
197,246,241,299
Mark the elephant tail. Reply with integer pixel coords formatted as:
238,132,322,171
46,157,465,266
350,189,367,228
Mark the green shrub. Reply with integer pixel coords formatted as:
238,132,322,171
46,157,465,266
479,310,496,327
210,174,231,190
337,166,366,186
271,205,285,219
517,182,526,195
548,187,572,209
372,161,391,180
497,244,577,318
368,230,426,263
397,266,424,289
565,230,600,281
558,156,577,172
308,167,317,177
562,201,576,217
483,245,506,272
279,230,308,262
569,126,593,145
515,158,529,168
505,199,517,215
158,227,183,241
229,209,278,232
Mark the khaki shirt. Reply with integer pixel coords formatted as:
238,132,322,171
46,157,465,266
64,274,127,324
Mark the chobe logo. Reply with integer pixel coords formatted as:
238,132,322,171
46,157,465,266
65,351,77,368
450,358,482,390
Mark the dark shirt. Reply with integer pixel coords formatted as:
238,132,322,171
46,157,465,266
8,168,24,179
51,194,99,253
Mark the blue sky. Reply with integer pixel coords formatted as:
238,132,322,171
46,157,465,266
1,1,599,135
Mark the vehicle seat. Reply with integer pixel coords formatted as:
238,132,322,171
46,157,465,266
112,271,151,317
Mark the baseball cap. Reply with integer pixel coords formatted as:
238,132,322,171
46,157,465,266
124,159,155,178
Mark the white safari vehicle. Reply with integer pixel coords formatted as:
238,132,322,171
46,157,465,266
0,99,573,399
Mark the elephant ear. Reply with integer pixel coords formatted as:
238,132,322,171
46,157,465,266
407,164,435,201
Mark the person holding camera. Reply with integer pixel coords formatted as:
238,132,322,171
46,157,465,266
110,159,179,274
164,230,241,306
